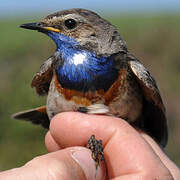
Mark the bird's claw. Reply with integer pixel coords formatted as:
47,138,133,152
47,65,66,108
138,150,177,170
86,135,104,170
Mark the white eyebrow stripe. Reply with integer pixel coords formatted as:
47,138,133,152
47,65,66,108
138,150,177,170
50,14,87,23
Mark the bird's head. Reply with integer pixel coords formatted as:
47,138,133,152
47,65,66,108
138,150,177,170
20,8,127,56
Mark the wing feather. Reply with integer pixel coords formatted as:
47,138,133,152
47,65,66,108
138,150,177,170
127,54,168,147
12,106,49,129
31,56,54,96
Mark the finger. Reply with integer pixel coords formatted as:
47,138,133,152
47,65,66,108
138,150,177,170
142,133,180,179
49,112,171,178
45,131,61,152
0,147,106,180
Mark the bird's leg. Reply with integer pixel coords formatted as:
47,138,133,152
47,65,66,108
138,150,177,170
86,135,104,170
77,107,106,169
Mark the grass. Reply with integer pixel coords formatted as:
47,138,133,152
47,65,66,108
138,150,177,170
0,13,180,170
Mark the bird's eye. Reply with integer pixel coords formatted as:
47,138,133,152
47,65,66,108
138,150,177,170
64,19,77,29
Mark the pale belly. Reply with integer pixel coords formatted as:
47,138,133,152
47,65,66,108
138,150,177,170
47,75,143,122
47,77,80,120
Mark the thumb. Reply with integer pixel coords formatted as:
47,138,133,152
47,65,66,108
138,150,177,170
0,147,106,180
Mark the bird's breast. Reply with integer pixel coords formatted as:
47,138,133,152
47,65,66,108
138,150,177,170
46,67,143,122
47,68,141,119
54,47,119,92
47,74,103,119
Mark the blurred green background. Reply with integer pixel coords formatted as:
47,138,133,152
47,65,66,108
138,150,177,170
0,0,180,171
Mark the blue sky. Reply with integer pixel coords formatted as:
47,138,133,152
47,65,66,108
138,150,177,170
1,0,180,17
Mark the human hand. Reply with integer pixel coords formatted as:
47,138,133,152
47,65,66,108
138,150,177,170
1,112,180,180
46,112,180,179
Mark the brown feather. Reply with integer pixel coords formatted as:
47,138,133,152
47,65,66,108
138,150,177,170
31,57,54,96
12,106,49,129
127,54,168,147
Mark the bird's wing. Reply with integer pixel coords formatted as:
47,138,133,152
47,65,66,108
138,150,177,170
12,106,49,129
31,56,54,96
127,53,168,147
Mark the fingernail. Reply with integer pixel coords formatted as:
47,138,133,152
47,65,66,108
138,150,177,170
71,148,104,180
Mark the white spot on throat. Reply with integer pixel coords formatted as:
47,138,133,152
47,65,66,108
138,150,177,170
73,53,87,66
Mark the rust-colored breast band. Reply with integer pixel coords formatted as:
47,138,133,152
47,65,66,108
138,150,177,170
54,69,127,106
54,74,94,106
104,69,127,105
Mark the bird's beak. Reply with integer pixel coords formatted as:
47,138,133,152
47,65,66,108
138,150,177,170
20,23,60,33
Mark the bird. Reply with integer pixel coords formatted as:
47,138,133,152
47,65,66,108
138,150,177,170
13,8,168,167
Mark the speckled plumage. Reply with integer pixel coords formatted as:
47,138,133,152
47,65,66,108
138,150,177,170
13,8,168,148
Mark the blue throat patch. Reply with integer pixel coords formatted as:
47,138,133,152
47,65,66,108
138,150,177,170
47,31,119,92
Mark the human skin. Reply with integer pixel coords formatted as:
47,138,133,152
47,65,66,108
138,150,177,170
0,112,180,179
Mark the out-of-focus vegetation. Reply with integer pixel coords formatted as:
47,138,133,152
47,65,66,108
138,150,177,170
0,13,180,170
